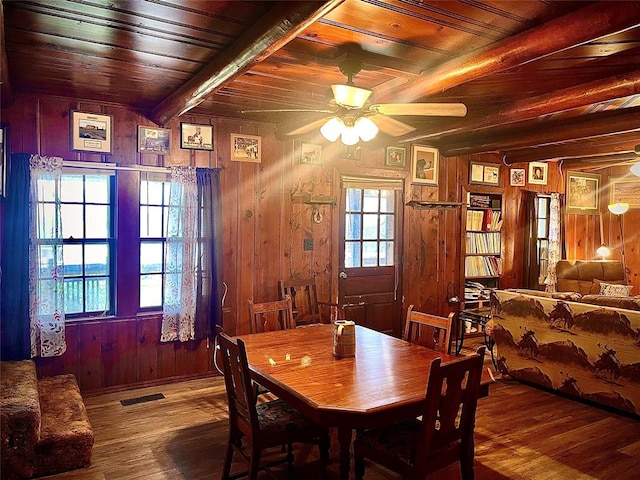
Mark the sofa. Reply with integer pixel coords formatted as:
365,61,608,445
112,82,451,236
1,360,94,479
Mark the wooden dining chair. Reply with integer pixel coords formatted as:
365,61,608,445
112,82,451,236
278,278,339,326
248,295,295,333
403,305,454,354
353,346,486,480
216,328,329,480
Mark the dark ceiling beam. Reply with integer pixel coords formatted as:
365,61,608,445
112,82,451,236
502,132,640,164
150,0,344,126
398,70,640,144
385,1,640,104
0,0,14,107
439,107,640,157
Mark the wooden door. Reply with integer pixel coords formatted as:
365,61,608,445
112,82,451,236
338,180,403,336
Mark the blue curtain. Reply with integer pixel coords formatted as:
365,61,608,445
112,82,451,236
195,168,223,339
1,154,31,360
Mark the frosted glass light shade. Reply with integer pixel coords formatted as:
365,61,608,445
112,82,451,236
631,162,640,177
331,84,372,109
320,117,343,142
341,125,359,146
608,202,629,215
596,245,612,258
354,116,378,142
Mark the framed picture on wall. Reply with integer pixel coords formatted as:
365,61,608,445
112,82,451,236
231,133,261,163
469,161,500,186
566,171,600,214
610,176,640,209
411,145,438,185
137,126,171,154
180,122,214,151
71,111,113,154
528,162,548,185
510,168,526,187
385,146,406,167
300,143,322,165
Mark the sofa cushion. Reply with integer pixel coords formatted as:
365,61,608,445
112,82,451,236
556,279,593,295
580,295,640,311
599,282,633,297
589,278,625,294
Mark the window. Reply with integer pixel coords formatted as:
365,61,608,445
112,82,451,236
535,195,550,285
344,188,395,267
33,172,114,316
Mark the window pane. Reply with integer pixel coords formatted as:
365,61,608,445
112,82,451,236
60,175,84,202
537,218,548,238
362,241,378,266
38,245,63,278
37,203,59,239
85,278,109,312
380,214,394,239
140,274,162,308
64,278,84,314
363,189,379,212
85,176,110,203
346,188,362,212
140,205,164,237
62,244,82,277
61,204,84,239
36,178,56,202
141,242,163,273
85,205,109,238
363,214,378,240
379,241,394,266
380,190,395,213
85,244,108,276
345,214,361,240
345,242,361,268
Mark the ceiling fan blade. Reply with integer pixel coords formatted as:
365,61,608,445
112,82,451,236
369,114,416,137
284,117,330,136
370,103,467,117
240,108,335,114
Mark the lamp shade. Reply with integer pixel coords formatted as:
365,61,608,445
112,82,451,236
320,117,343,142
596,245,612,257
608,202,629,215
354,116,378,142
331,84,372,109
631,161,640,177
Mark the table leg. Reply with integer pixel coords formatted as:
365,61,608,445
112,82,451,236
337,426,352,480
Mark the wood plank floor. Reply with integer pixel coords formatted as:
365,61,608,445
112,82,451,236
41,372,639,480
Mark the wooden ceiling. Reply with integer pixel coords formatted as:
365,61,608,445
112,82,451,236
2,0,640,165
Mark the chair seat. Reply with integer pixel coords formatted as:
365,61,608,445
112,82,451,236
257,398,320,436
356,418,421,464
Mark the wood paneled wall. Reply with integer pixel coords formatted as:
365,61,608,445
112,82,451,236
2,93,638,392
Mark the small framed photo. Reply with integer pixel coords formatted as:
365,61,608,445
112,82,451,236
610,176,640,209
138,126,171,154
300,143,322,165
231,134,261,163
469,161,500,186
528,162,548,185
385,146,406,167
180,123,213,151
567,171,600,215
411,145,438,185
71,111,113,154
510,168,526,187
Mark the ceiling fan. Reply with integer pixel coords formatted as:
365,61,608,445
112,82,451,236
241,59,467,145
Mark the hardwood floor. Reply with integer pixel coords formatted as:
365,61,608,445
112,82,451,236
42,370,639,480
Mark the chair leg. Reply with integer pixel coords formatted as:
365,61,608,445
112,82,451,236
319,431,331,464
460,441,476,480
354,453,365,480
221,435,235,480
248,449,261,480
286,441,295,469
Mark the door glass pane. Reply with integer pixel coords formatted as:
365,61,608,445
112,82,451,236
380,190,395,212
345,214,361,240
346,189,362,212
380,215,394,239
379,241,394,266
363,189,379,212
362,241,378,266
345,242,361,268
362,214,378,240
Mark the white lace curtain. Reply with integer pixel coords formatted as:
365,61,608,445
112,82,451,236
161,166,198,342
29,154,66,357
545,192,562,292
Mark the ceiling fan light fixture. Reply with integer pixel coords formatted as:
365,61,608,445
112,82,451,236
331,84,372,109
341,125,360,146
354,116,378,142
320,117,344,142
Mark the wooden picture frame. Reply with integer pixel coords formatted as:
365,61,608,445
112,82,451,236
610,176,640,209
469,161,500,186
71,110,113,154
231,133,261,163
180,123,213,151
137,126,171,154
300,143,322,165
566,171,600,214
411,145,438,185
528,162,548,185
385,146,406,167
510,168,526,187
0,124,6,197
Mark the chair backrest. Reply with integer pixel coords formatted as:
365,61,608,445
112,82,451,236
278,278,323,325
216,328,259,439
248,295,295,333
413,346,486,474
403,305,453,353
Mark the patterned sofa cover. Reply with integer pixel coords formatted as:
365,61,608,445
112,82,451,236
491,290,640,416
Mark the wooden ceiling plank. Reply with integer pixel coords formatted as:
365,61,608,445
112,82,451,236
388,1,640,103
150,0,345,126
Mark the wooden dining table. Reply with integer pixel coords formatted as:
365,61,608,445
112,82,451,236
236,323,493,480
